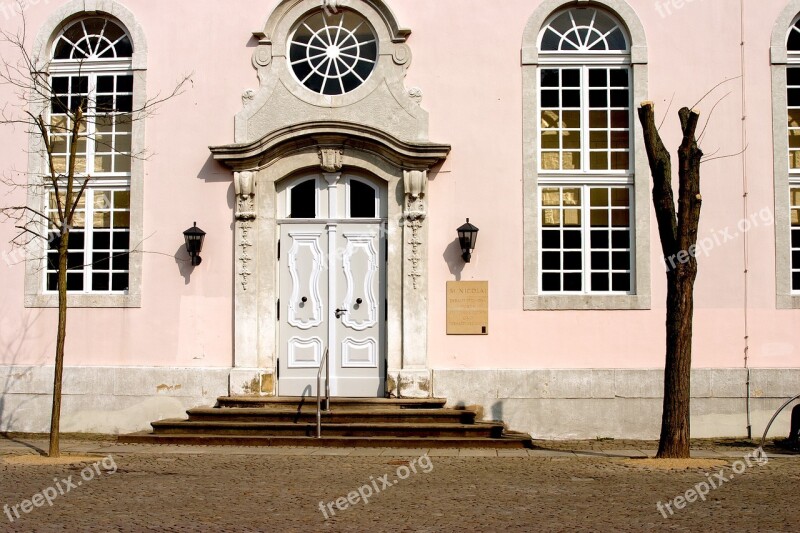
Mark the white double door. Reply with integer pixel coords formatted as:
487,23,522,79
277,175,386,397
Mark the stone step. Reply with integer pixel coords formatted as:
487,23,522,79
187,407,477,424
215,396,448,410
118,432,533,449
151,420,504,439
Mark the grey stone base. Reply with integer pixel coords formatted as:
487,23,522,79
2,366,799,438
0,366,230,434
432,369,800,440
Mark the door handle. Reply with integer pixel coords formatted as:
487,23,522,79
335,308,347,318
301,296,308,303
356,298,363,305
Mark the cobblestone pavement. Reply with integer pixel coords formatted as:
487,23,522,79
0,437,797,532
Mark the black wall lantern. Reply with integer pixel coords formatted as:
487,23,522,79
183,222,206,266
457,218,479,263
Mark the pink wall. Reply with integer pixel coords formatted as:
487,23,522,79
1,0,798,371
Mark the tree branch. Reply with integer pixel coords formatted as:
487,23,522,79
638,101,679,257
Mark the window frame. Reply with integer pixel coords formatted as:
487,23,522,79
771,3,800,308
522,0,650,310
24,4,146,308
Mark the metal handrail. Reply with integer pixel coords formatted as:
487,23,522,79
316,348,331,438
759,393,800,456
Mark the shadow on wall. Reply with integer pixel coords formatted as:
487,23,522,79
443,238,465,281
0,306,48,440
492,401,504,423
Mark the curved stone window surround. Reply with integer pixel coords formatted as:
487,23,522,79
24,0,147,308
522,0,650,310
770,1,800,308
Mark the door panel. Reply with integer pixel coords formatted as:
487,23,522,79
279,225,328,396
287,232,325,330
340,233,379,331
333,226,384,396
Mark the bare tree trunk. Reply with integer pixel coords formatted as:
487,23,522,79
48,228,69,458
638,103,703,459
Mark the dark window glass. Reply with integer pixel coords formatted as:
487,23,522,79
542,252,560,270
97,76,115,93
112,273,129,291
591,230,609,248
589,69,607,87
564,273,582,291
117,75,134,93
612,273,631,292
564,252,582,270
350,181,376,218
591,251,609,270
562,69,580,87
591,273,609,291
788,68,800,87
541,69,559,87
563,230,582,249
612,251,630,270
542,231,561,249
92,273,110,291
541,90,559,107
542,273,561,292
290,179,316,219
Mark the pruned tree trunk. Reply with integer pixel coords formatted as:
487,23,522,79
49,226,69,458
638,103,703,459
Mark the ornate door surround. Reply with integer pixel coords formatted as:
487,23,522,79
211,123,449,398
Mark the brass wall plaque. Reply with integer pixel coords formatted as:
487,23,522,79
446,281,489,335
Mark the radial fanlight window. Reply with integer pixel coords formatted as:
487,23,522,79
53,17,133,60
288,10,378,96
540,8,628,52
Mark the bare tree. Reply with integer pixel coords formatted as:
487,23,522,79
638,102,703,459
0,6,189,457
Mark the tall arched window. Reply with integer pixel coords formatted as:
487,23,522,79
788,20,800,295
45,17,133,294
26,2,146,308
522,1,649,310
772,4,800,308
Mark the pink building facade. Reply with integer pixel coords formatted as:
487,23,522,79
1,0,799,438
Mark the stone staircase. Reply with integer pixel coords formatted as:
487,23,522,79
119,397,533,448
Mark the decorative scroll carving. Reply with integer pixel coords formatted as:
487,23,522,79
234,171,256,220
408,87,423,104
242,89,257,106
239,222,253,292
403,170,428,290
319,148,343,173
